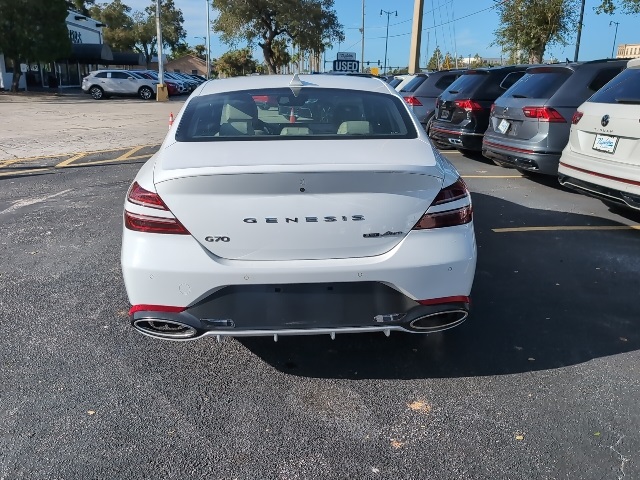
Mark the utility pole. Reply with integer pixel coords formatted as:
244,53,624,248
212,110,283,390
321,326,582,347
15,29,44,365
574,0,585,62
360,0,365,73
156,0,168,101
408,0,424,74
381,9,397,75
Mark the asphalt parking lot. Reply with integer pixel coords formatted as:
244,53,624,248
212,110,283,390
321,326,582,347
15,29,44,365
1,93,639,480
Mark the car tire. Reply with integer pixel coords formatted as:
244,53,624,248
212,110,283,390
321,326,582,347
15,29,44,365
139,86,154,100
89,86,104,100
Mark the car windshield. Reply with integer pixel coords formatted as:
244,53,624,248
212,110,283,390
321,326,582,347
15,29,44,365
588,69,640,104
175,88,417,142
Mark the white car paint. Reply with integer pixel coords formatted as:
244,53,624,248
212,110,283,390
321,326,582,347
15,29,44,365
558,58,640,210
121,74,477,341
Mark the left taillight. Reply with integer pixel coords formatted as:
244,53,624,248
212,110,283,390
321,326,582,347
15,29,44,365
404,96,423,106
412,177,473,230
124,182,189,235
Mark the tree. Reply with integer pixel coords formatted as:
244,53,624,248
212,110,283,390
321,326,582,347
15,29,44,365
270,38,291,73
89,0,136,52
131,0,186,67
211,0,344,74
0,0,71,91
214,48,258,77
427,46,442,70
595,0,640,14
67,0,95,15
493,0,579,64
442,52,454,70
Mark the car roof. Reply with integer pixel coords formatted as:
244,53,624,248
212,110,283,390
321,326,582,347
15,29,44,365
628,58,640,69
196,74,392,96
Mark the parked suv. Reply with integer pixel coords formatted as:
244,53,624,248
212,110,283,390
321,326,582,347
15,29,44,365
429,65,530,151
400,70,465,138
558,58,640,211
82,70,158,100
483,59,628,175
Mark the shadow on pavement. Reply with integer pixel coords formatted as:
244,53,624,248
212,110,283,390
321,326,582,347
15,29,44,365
239,193,639,379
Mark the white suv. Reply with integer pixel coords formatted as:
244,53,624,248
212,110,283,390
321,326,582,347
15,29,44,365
82,69,158,100
558,58,640,211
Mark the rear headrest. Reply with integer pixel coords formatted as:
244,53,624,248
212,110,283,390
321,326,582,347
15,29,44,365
280,126,311,135
221,95,257,122
337,121,371,135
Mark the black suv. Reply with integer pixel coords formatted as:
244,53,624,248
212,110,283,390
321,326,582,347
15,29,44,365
429,65,530,151
400,70,466,136
482,59,628,175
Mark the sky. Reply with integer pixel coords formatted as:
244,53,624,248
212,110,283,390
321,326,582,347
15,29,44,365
123,0,638,68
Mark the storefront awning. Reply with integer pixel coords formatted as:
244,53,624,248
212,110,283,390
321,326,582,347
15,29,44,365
107,52,145,66
68,43,114,63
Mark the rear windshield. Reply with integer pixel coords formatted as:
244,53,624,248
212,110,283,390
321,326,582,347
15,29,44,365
589,69,640,104
175,88,417,142
503,71,572,98
444,72,488,96
414,73,461,96
400,75,427,92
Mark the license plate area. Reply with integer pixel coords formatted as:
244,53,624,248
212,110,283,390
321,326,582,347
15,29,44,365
439,109,450,120
592,134,618,154
497,118,510,134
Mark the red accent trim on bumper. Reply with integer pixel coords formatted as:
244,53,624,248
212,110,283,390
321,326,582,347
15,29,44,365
559,162,640,187
418,295,470,306
129,304,187,315
483,140,535,155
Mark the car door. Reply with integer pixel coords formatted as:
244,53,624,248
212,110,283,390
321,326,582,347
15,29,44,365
110,71,135,94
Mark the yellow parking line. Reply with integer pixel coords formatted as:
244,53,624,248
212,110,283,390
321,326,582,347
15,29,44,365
69,154,152,167
115,145,146,160
55,153,88,168
0,167,52,177
493,225,640,233
464,175,522,179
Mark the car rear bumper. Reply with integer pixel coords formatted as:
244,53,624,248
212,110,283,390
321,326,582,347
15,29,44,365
122,224,477,339
482,140,561,175
429,125,484,151
558,150,640,210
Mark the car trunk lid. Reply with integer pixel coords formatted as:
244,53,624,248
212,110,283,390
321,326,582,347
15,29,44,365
153,140,444,261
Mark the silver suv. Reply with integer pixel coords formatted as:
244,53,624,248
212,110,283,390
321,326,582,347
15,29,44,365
82,69,158,100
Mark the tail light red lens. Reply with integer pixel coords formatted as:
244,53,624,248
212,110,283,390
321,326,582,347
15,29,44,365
490,103,496,115
571,111,583,124
413,177,473,230
454,99,483,112
124,211,190,235
404,96,423,106
522,106,566,122
125,182,190,235
127,182,168,210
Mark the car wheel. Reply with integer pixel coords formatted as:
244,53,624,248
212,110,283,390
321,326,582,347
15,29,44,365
90,86,104,100
139,86,153,100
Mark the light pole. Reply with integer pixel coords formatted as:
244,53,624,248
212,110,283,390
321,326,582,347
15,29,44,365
205,0,211,79
360,0,365,73
574,0,585,61
610,21,620,59
380,9,397,75
155,0,167,101
196,36,210,78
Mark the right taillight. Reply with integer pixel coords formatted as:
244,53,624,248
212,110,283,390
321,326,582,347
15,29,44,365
412,177,473,230
522,106,566,122
571,111,583,124
125,182,190,235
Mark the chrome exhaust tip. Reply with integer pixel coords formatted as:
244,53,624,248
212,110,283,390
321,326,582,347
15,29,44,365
408,309,468,332
133,318,199,339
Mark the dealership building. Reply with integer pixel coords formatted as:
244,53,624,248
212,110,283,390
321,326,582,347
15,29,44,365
0,10,142,90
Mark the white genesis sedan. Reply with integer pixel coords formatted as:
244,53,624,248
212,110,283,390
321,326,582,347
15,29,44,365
121,74,477,341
